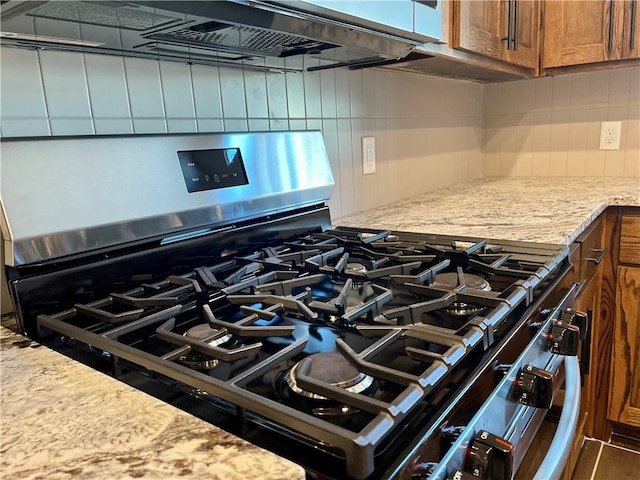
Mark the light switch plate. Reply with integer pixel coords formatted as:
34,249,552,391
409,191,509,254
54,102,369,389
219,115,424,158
362,136,376,175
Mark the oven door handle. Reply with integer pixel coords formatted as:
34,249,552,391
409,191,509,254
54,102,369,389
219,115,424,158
533,355,581,480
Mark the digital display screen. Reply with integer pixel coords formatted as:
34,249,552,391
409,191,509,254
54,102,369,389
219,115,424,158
177,148,249,193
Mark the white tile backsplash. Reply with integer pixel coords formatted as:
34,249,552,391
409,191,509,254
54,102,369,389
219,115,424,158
484,66,640,178
2,46,485,218
124,58,164,118
40,51,91,118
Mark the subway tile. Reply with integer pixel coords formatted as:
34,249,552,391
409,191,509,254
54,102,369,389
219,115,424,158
531,111,552,176
320,69,337,118
337,119,355,215
570,72,591,108
629,67,640,104
124,58,164,118
517,80,535,113
266,72,288,118
534,76,553,111
349,70,364,118
499,114,518,176
0,118,50,137
288,119,307,130
244,70,268,119
49,118,94,136
485,82,502,116
604,149,626,176
159,62,195,118
608,105,629,122
0,48,47,118
306,119,323,131
191,65,224,118
219,68,247,118
303,70,322,118
501,81,518,114
585,151,606,177
362,70,377,118
322,119,342,219
247,119,270,131
224,119,248,132
335,69,351,118
552,75,572,110
132,118,167,134
93,118,133,135
608,67,631,106
515,115,534,176
285,71,306,119
167,119,197,133
196,119,224,133
549,110,570,175
589,69,611,107
84,54,130,118
350,118,366,212
566,108,589,176
269,119,290,131
40,51,91,118
373,70,388,119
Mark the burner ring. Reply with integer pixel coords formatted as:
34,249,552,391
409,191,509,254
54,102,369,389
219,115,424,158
183,324,232,347
285,352,375,400
434,272,491,291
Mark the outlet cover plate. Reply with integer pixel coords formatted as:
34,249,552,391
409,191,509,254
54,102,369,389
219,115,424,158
362,137,376,175
599,121,622,150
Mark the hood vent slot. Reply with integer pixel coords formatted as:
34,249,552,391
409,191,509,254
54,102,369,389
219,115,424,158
26,1,182,31
149,22,339,58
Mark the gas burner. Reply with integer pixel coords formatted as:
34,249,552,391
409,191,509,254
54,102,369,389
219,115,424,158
433,272,491,317
177,324,233,370
345,263,368,275
433,272,491,291
286,352,376,400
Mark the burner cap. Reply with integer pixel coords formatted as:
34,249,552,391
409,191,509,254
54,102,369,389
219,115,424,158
183,324,232,347
345,263,368,275
178,324,233,370
286,352,375,400
434,272,491,291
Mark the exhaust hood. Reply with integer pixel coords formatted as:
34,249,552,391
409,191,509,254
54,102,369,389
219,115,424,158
0,0,441,72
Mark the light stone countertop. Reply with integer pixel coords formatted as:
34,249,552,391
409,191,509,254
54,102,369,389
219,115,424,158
0,323,305,480
2,176,638,480
335,177,640,245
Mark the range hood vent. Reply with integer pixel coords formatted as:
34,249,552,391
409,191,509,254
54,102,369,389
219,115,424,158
0,0,436,72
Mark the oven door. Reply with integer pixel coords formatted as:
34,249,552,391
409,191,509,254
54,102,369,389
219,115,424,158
427,283,582,480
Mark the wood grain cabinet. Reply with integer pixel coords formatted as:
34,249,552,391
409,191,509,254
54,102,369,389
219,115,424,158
542,0,640,69
609,211,640,431
452,0,540,69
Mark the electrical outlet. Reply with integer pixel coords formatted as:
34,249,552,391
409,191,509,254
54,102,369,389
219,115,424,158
362,137,376,175
599,121,622,150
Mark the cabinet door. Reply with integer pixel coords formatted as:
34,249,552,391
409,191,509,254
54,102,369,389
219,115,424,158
542,0,612,68
503,0,540,68
609,265,640,427
623,0,640,60
454,0,505,60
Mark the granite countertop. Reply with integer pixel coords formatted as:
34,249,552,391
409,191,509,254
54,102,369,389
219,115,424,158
336,177,640,245
0,322,305,480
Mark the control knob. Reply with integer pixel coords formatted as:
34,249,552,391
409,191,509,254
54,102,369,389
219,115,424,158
513,365,554,408
547,319,580,356
464,430,514,480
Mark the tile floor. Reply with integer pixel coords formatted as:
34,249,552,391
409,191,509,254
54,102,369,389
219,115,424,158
571,438,640,480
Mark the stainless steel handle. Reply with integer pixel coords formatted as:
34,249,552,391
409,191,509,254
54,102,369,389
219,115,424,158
501,0,513,48
631,0,637,50
585,247,608,265
533,355,581,480
513,0,519,50
609,0,616,53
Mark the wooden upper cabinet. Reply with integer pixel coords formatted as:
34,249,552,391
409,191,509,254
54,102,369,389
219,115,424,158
622,0,640,59
543,0,640,68
453,0,539,69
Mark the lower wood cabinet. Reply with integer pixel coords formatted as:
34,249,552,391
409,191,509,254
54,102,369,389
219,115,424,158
609,210,640,430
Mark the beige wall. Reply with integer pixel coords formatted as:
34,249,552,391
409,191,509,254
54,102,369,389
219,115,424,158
483,66,640,177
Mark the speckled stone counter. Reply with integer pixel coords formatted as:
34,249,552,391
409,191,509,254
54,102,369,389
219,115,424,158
0,324,305,480
336,177,640,245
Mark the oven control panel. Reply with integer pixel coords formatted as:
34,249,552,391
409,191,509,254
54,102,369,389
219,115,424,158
178,147,249,192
